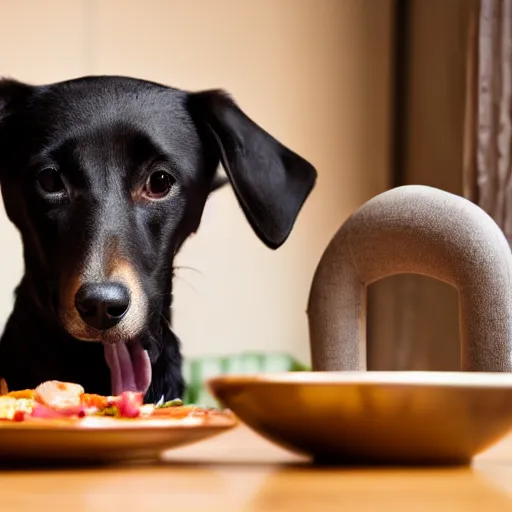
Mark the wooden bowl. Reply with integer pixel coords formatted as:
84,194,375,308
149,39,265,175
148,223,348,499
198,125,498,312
208,371,512,465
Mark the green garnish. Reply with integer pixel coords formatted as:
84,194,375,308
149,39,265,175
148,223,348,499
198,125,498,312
95,405,119,417
155,398,183,409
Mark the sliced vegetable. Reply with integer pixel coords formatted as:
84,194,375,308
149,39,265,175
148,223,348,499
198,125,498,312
150,405,198,418
155,398,183,409
116,391,143,418
95,405,119,417
80,393,110,409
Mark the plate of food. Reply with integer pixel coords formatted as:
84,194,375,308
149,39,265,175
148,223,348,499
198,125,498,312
0,379,237,463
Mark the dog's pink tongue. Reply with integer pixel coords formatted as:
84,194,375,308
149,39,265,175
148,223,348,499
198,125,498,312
103,342,152,396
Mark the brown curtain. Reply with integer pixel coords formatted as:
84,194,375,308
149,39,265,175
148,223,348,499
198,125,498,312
465,0,512,240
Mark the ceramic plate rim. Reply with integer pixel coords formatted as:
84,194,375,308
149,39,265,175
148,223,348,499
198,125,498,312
0,416,237,432
208,371,512,389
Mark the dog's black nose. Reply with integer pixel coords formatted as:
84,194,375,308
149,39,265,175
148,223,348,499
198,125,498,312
75,282,131,331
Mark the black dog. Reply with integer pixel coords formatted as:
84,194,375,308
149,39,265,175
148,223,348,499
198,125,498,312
0,75,316,403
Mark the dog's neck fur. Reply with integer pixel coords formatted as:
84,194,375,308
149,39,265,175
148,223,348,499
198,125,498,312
0,275,184,402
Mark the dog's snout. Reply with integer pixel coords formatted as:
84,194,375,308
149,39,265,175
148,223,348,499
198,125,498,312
75,282,131,331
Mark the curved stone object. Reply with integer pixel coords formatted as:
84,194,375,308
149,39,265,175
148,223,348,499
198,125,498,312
307,185,512,372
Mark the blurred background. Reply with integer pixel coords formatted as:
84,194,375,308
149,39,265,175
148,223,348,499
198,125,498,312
0,0,495,383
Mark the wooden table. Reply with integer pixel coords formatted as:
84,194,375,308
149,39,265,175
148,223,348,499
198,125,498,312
2,425,512,511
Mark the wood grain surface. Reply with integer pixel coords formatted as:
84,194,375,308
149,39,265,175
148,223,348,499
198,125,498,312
1,425,512,511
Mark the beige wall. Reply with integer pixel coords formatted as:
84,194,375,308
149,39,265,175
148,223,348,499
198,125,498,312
0,0,393,363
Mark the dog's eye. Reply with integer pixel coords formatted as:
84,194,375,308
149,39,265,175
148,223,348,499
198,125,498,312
144,171,175,199
36,168,66,195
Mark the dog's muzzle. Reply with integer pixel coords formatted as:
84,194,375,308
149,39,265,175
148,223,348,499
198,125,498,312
72,281,151,397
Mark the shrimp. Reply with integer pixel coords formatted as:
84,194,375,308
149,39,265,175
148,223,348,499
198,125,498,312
35,380,84,410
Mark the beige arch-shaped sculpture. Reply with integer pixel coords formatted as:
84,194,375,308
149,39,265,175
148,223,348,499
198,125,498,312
307,185,512,372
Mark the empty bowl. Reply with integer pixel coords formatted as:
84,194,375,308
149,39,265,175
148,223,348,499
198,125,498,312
208,371,512,465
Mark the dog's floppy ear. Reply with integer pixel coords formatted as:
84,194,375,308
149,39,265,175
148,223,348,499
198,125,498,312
0,78,31,123
188,90,317,249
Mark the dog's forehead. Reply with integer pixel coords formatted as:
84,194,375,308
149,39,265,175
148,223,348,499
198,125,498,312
15,77,206,178
32,78,194,140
